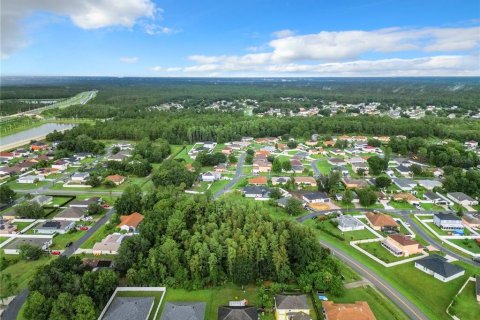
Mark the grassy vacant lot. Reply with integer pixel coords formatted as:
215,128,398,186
420,203,445,211
388,201,415,210
356,241,422,263
50,229,86,250
326,286,410,320
450,281,480,320
158,284,275,320
51,196,74,206
315,160,332,174
448,239,480,254
6,181,50,190
0,254,55,295
115,290,165,320
307,222,474,320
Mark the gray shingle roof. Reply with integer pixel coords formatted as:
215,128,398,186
160,302,206,320
275,294,308,310
434,213,461,221
102,297,154,320
416,255,464,278
218,306,258,320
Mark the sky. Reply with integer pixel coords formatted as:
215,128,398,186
1,0,479,77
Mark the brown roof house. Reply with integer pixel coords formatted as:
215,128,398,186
294,176,317,188
248,176,268,186
365,212,399,232
118,212,144,233
322,301,376,320
105,174,126,186
382,234,423,257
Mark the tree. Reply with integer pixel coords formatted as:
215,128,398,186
357,188,378,207
285,197,303,215
152,160,195,188
367,138,381,147
0,185,15,203
341,189,353,205
269,188,282,200
50,292,74,320
87,202,105,216
24,291,50,320
15,201,44,219
19,244,43,260
115,185,143,215
245,154,254,165
282,160,291,172
73,294,97,320
246,149,255,156
410,164,423,176
86,175,101,187
375,176,392,189
287,141,298,149
111,146,120,154
103,179,117,188
0,273,17,303
228,153,237,163
367,156,388,175
317,171,341,194
272,158,282,173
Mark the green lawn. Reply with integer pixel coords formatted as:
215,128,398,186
51,196,74,206
449,281,480,320
174,145,194,163
310,219,376,241
315,160,332,174
76,194,118,205
209,179,231,195
448,239,480,254
115,290,165,320
13,221,33,232
420,203,445,211
80,224,109,249
388,201,415,210
356,241,422,263
0,237,9,244
326,287,410,320
6,181,50,190
159,284,275,320
424,221,450,236
0,254,55,295
307,223,474,320
50,229,85,250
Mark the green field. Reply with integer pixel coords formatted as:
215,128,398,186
209,179,231,195
420,203,445,211
315,160,332,174
158,284,275,320
448,239,480,254
51,196,74,206
449,281,480,320
6,181,50,190
325,286,410,320
174,145,194,163
388,201,415,210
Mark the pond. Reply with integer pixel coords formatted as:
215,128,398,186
1,123,75,146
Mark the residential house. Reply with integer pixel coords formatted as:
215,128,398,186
248,176,268,186
0,152,16,160
214,163,228,172
276,197,290,208
365,212,399,232
415,255,465,282
30,141,49,151
328,158,346,166
341,178,368,189
160,302,206,320
416,180,442,191
433,213,463,230
0,219,17,234
105,174,126,185
18,174,45,184
447,192,479,206
107,151,131,162
423,192,449,205
253,160,272,174
302,192,330,204
71,172,90,183
3,237,52,254
203,141,216,149
221,147,233,155
323,140,335,147
462,213,480,229
392,178,417,191
30,195,53,206
54,207,87,221
294,176,317,187
395,165,412,177
52,159,68,171
336,215,364,232
201,171,221,182
322,301,376,320
275,294,310,320
101,297,154,320
242,186,271,200
351,162,369,175
271,176,291,186
464,140,478,150
382,234,422,257
117,212,145,233
34,220,75,235
218,306,258,320
290,159,303,173
93,234,127,255
69,197,101,208
392,193,420,205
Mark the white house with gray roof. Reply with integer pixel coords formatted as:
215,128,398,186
160,302,205,320
336,215,365,232
392,178,417,191
415,255,465,282
447,192,478,207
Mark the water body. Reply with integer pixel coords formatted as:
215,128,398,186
1,123,75,146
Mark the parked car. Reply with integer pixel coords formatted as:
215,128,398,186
102,204,110,208
51,251,61,255
65,242,73,248
79,226,89,231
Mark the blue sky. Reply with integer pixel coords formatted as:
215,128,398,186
1,0,479,76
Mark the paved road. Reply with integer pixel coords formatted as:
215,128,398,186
213,153,245,199
319,238,429,320
2,208,116,320
13,189,124,197
312,159,321,177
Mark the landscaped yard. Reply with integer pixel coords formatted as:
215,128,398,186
12,221,33,232
448,239,480,254
308,219,376,241
449,281,480,320
324,286,410,320
424,222,451,236
357,241,422,263
388,201,415,210
50,229,85,250
158,284,275,320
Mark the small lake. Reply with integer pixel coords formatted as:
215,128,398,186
1,123,75,146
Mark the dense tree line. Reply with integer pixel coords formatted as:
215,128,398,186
114,189,343,293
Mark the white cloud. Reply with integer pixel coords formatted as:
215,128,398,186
1,0,159,58
272,29,295,38
120,57,139,63
150,66,182,72
143,23,179,35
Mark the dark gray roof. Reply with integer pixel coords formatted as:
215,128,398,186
56,207,86,218
218,306,258,320
275,294,308,310
416,255,464,278
242,186,271,196
102,297,154,320
448,192,475,202
303,192,328,201
160,302,206,320
434,213,461,221
424,192,442,201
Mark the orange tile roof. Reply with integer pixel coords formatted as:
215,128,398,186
323,140,335,146
248,176,268,185
322,301,376,320
366,212,399,227
118,212,144,229
255,150,271,156
389,234,419,247
106,174,125,183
